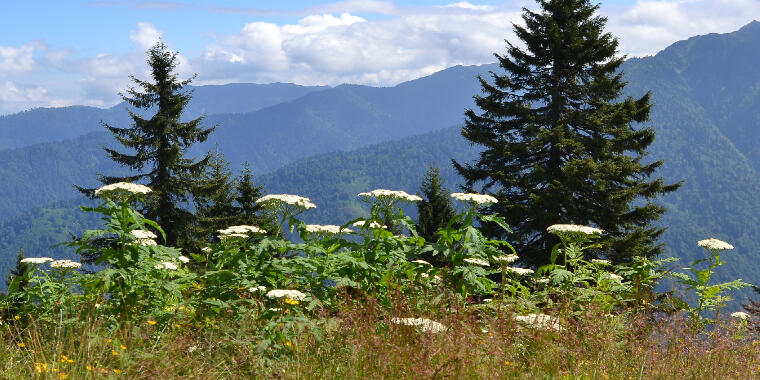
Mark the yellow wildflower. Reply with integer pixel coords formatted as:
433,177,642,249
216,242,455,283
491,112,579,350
58,373,68,379
35,362,48,373
16,342,25,348
111,350,119,356
147,320,157,325
14,315,20,320
113,369,122,374
86,365,94,371
285,341,292,347
284,298,299,305
120,345,127,350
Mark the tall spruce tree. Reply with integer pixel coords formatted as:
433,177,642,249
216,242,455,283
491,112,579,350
417,165,457,243
234,162,269,230
6,249,30,292
454,0,680,266
95,41,215,248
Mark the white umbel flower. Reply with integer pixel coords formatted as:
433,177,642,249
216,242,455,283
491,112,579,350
218,225,266,237
178,256,190,263
731,311,750,320
266,289,307,301
464,257,490,267
94,182,152,198
697,238,734,251
249,285,266,293
305,224,351,234
607,273,623,281
505,267,534,275
591,259,611,265
154,262,178,270
130,229,157,240
352,220,387,229
357,189,422,202
547,224,603,235
450,192,498,205
390,317,447,333
20,257,53,264
49,259,82,269
514,313,564,332
256,194,316,209
411,260,432,266
493,254,519,264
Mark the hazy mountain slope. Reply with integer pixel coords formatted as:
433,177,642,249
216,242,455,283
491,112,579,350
0,83,328,151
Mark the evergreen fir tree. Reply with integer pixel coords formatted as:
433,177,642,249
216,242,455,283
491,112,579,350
190,148,237,249
6,249,30,293
453,0,680,266
87,41,215,249
417,165,457,243
234,162,267,228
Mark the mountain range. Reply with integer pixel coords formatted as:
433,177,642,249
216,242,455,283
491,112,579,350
0,21,759,305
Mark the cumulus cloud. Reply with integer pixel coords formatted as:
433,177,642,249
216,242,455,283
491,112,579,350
0,44,35,73
130,22,163,50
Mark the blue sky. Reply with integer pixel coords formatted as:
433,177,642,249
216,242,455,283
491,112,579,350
0,0,757,114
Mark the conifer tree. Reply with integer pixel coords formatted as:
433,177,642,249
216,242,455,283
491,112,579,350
91,41,215,248
6,249,30,292
190,148,237,248
417,165,457,243
454,0,680,266
234,162,267,228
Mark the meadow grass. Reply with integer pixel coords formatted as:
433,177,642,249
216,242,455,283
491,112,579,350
3,294,759,379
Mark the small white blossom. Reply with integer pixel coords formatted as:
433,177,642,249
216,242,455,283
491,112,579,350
547,224,603,235
154,262,178,270
352,220,387,229
731,311,750,320
535,278,551,284
135,238,157,246
178,256,190,263
698,238,734,251
411,260,432,266
358,189,423,202
218,225,267,238
493,254,519,264
249,286,266,293
201,247,212,254
256,194,316,209
266,289,307,301
94,182,152,198
130,229,157,240
607,273,623,281
390,317,447,333
592,259,611,265
49,259,82,269
20,257,53,264
450,192,498,205
505,267,534,275
305,224,351,234
464,257,490,267
514,313,564,332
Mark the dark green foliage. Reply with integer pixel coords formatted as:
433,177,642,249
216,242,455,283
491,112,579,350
94,41,215,248
5,249,30,293
187,148,238,250
234,162,271,231
454,0,680,266
417,165,457,243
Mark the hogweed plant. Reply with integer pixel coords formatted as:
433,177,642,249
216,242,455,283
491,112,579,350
671,238,749,324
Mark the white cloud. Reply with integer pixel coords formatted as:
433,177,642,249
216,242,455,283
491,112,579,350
0,44,35,73
129,22,163,50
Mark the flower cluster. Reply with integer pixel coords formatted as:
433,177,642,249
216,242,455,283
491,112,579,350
256,194,316,209
697,238,734,251
514,313,564,332
591,259,611,265
357,189,422,202
130,229,158,246
154,262,178,270
731,311,750,320
20,257,53,264
390,317,447,333
352,220,387,229
450,192,498,205
50,260,82,269
463,257,489,267
266,289,307,301
505,267,534,275
411,260,432,266
217,225,266,238
178,256,190,263
547,224,603,235
305,224,351,234
94,182,152,199
493,254,519,264
606,273,623,281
